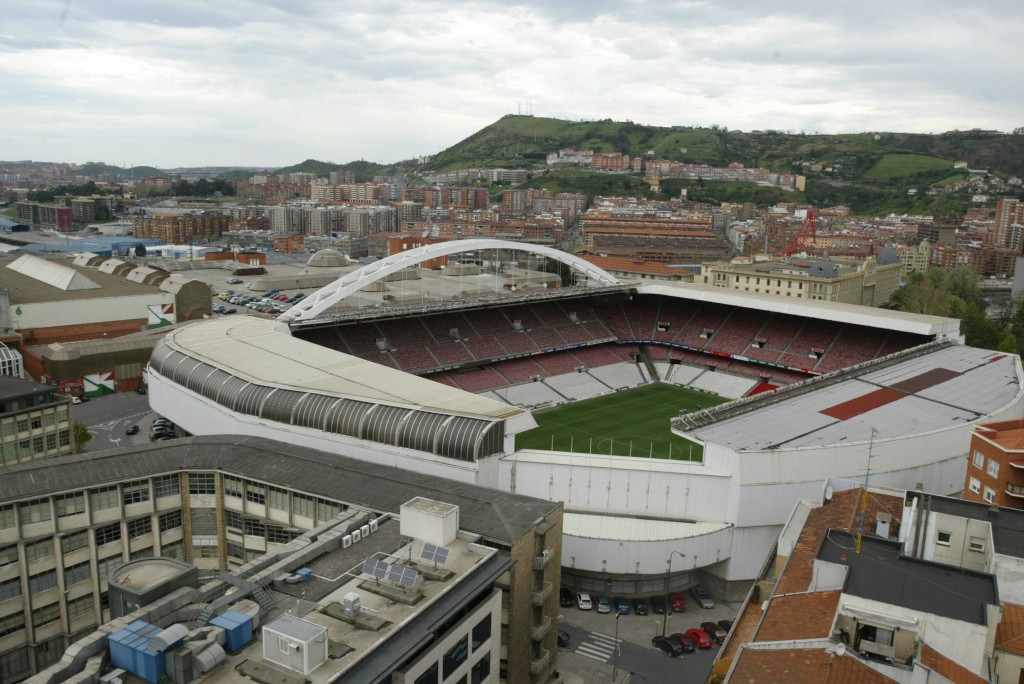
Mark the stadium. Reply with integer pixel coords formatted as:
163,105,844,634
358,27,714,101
148,240,1024,600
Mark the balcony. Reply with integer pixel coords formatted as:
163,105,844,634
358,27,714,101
530,616,552,642
532,581,553,607
529,649,551,676
1007,483,1024,499
533,549,554,571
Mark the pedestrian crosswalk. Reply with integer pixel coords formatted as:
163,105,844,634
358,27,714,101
574,631,621,663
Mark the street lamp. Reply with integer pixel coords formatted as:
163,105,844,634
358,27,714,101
662,550,686,636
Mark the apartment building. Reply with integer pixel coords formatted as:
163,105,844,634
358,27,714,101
700,252,902,306
0,376,73,468
14,202,73,232
994,198,1024,251
964,418,1024,508
132,213,230,243
0,435,562,683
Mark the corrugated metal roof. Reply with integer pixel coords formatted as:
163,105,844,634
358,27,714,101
689,345,1022,450
163,317,528,422
564,512,730,541
0,254,169,303
0,434,559,544
6,253,101,291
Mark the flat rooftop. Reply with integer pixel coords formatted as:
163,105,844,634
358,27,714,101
905,491,1024,560
817,530,997,625
687,344,1022,450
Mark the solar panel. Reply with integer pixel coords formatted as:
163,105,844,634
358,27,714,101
420,543,450,565
387,564,418,589
362,558,389,578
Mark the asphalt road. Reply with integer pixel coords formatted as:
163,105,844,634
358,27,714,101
72,391,155,452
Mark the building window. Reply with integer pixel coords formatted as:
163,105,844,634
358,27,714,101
189,473,215,495
968,477,981,495
67,595,95,620
472,616,491,651
32,603,61,628
0,611,25,638
162,540,184,560
91,486,119,511
226,541,244,560
415,662,438,684
225,510,243,531
243,518,264,537
95,522,122,546
984,487,996,503
471,655,491,684
245,484,266,506
0,577,21,601
28,570,57,594
64,561,91,586
59,430,70,447
153,475,180,498
55,492,86,518
936,530,952,546
96,556,121,585
292,493,314,518
122,481,150,505
0,505,13,529
32,436,44,454
19,498,51,523
159,510,182,531
266,524,296,545
987,460,1000,479
969,536,985,552
443,636,469,679
30,417,42,430
16,419,28,432
1,647,30,681
223,476,243,499
0,545,17,567
317,498,341,522
45,433,57,450
61,530,89,554
972,450,985,468
127,518,152,539
268,486,289,511
25,538,54,562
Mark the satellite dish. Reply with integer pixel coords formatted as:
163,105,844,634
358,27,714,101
836,643,846,656
825,487,834,501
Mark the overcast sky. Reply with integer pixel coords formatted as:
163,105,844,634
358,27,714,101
2,1,1020,169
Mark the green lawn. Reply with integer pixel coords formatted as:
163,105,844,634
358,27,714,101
514,383,727,461
862,154,952,180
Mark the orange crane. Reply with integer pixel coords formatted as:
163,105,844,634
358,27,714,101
785,209,818,256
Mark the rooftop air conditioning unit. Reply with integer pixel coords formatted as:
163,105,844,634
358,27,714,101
342,535,352,549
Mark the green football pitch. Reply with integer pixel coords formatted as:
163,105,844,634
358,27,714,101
514,383,728,461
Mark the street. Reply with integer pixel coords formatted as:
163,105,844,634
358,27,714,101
72,391,155,451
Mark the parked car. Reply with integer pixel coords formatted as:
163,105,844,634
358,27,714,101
596,596,611,614
125,425,139,435
226,277,242,284
135,387,147,395
557,630,570,648
631,598,648,616
669,633,696,653
717,619,734,633
701,622,727,644
71,396,81,405
613,597,630,615
671,592,687,613
651,635,683,657
560,588,574,608
650,595,666,615
686,628,713,649
224,308,237,314
576,592,592,610
691,586,715,609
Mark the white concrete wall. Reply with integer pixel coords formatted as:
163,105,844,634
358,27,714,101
149,371,480,484
561,525,734,576
993,555,1024,605
11,293,173,328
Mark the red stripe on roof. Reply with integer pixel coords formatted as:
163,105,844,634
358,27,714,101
820,388,904,420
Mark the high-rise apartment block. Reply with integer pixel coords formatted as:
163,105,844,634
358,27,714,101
132,213,230,243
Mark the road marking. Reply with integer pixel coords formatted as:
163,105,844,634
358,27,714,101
573,632,621,663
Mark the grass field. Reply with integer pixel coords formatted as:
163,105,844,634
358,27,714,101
514,383,728,461
862,154,952,180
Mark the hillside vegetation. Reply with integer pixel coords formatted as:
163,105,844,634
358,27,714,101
77,162,163,178
274,159,388,182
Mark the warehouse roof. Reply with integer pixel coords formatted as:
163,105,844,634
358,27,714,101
0,254,165,303
6,253,100,291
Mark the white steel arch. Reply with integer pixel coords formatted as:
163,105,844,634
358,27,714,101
279,239,621,322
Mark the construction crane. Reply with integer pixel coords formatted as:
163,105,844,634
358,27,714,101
784,209,818,256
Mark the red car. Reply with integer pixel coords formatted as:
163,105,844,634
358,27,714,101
669,633,696,653
686,628,713,649
671,592,687,613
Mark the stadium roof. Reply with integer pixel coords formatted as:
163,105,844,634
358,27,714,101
161,317,528,425
687,345,1022,451
637,281,960,338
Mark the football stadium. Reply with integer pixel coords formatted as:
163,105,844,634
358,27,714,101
148,240,1024,600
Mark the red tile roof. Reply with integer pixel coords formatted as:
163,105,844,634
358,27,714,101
995,602,1024,657
919,645,988,684
729,648,894,683
756,591,841,643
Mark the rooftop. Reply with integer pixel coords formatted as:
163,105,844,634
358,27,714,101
0,374,56,400
905,490,1024,559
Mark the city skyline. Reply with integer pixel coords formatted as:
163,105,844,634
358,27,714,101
2,0,1021,168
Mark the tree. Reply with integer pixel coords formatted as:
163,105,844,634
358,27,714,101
135,243,147,257
72,421,92,454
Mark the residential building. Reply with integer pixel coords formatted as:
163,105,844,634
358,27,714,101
0,435,562,683
0,376,73,468
896,240,931,279
965,418,1024,508
699,251,902,306
994,198,1024,251
132,212,230,243
14,202,73,232
716,480,1023,684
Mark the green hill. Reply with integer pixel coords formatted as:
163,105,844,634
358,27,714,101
77,162,163,178
274,159,389,182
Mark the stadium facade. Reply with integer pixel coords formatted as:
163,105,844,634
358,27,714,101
148,241,1024,601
